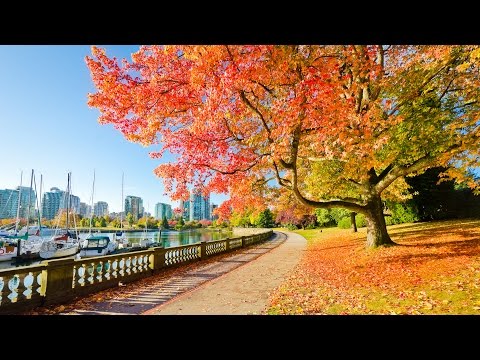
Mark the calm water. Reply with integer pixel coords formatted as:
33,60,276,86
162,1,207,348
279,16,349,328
0,229,231,270
124,229,231,247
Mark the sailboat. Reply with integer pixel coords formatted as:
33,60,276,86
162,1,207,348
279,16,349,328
0,228,13,237
0,170,41,262
114,172,129,249
39,172,80,259
15,170,48,260
0,236,17,262
0,189,17,237
79,170,117,257
0,171,23,262
138,204,155,248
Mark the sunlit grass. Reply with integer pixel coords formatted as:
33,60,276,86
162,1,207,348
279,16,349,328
268,219,480,315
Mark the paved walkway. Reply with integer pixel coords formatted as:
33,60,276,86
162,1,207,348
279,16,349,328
146,231,306,315
59,231,306,315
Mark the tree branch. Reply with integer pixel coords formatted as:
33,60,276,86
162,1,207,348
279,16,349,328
376,164,394,184
222,117,243,142
289,118,366,212
387,55,459,116
453,100,477,110
195,161,258,175
279,158,294,169
375,156,435,194
239,90,272,141
370,45,384,101
291,186,366,213
224,45,240,72
301,127,323,134
251,80,275,96
273,161,292,188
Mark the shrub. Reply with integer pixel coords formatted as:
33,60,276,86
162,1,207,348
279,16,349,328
356,213,366,227
255,209,275,228
386,201,419,225
315,208,335,227
315,208,350,227
286,223,298,230
337,213,366,229
338,217,351,229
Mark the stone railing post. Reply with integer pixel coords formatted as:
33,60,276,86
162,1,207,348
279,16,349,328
241,236,246,248
42,258,76,305
225,238,230,252
150,247,167,274
200,240,207,260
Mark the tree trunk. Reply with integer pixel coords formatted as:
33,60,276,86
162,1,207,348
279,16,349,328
350,212,357,232
364,195,395,248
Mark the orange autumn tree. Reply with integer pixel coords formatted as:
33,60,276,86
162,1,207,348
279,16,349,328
86,45,480,248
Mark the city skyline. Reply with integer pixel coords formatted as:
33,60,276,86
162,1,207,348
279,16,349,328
0,45,228,213
0,181,218,221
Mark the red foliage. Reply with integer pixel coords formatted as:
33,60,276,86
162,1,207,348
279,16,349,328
86,45,480,245
198,219,212,227
85,45,342,214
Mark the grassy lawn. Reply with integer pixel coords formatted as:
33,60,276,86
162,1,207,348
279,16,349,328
267,219,480,315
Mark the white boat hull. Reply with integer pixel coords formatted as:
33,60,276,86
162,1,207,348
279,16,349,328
39,240,79,259
0,246,17,262
79,241,117,258
79,248,108,257
19,236,45,256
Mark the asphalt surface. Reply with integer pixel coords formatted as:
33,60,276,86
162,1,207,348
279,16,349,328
58,231,305,315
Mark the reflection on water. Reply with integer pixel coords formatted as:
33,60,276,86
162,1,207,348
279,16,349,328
126,229,231,248
0,229,231,270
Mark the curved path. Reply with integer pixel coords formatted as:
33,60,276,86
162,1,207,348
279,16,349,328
51,231,305,315
145,231,306,315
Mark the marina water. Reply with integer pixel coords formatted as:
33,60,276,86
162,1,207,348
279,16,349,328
0,228,231,270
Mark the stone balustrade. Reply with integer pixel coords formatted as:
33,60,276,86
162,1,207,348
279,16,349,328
0,230,273,314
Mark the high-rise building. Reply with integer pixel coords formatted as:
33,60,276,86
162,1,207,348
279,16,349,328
79,202,91,218
0,187,36,220
16,186,36,219
124,195,143,221
180,199,189,220
42,186,80,220
60,193,80,214
154,203,173,220
3,186,37,220
210,204,218,220
0,189,17,219
94,201,109,217
0,186,36,220
42,187,64,220
182,188,210,221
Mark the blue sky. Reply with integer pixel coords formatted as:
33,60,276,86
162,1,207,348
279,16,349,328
0,45,228,213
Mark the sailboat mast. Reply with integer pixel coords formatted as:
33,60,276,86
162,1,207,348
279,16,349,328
121,172,124,230
26,169,34,231
14,171,23,234
66,172,71,231
39,174,43,221
146,202,149,233
89,170,95,234
33,172,41,229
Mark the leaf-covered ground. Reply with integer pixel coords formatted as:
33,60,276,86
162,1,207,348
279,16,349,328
267,219,480,314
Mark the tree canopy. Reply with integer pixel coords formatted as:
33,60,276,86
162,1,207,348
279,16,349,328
87,45,480,247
